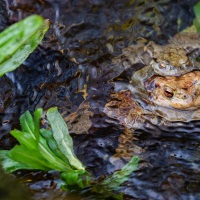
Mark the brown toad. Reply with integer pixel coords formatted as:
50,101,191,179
144,71,200,110
113,33,200,76
106,33,200,123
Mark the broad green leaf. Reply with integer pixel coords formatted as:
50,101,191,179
0,150,26,173
0,15,49,76
10,129,36,150
20,110,36,140
8,145,50,171
38,136,72,172
47,107,85,170
40,128,70,165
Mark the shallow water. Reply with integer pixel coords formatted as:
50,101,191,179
1,0,200,199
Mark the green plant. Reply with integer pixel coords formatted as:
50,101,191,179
0,15,49,76
0,107,139,199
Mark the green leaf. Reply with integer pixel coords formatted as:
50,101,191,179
8,145,50,171
0,15,49,76
40,128,70,165
38,136,72,172
102,156,139,187
10,129,36,150
90,156,139,199
34,108,43,142
47,107,85,170
100,156,140,190
0,150,26,173
20,110,36,140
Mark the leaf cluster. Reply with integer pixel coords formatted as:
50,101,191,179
0,107,88,189
0,107,139,198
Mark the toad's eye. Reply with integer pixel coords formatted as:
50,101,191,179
159,63,166,69
164,87,174,98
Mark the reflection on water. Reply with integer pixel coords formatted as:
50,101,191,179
1,0,200,199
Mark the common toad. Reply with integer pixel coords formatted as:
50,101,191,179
113,33,200,76
107,33,200,123
145,71,200,110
